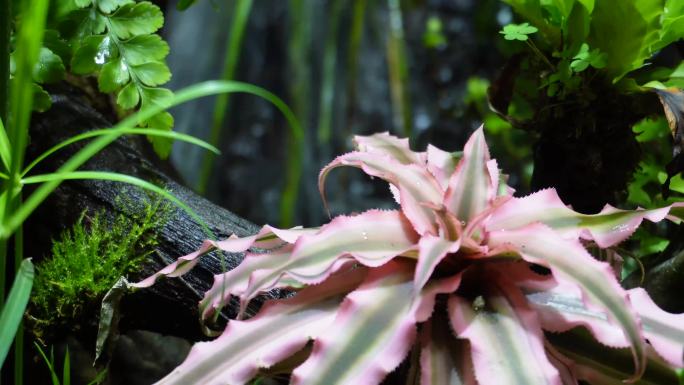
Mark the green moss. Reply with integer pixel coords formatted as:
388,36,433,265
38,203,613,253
29,199,170,337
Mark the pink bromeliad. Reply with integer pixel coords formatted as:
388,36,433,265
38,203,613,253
134,127,684,385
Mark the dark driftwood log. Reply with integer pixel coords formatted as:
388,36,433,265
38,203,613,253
25,85,280,342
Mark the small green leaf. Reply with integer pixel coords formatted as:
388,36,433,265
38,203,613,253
98,58,130,92
146,112,174,158
43,30,72,63
500,23,538,41
71,35,116,74
121,34,169,65
32,83,52,112
117,83,140,109
570,44,606,72
109,2,164,39
423,17,446,49
72,8,106,37
33,47,65,84
97,0,134,14
74,0,92,7
132,62,171,86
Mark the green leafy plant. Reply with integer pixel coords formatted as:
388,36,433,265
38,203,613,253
133,128,684,384
29,200,167,337
499,22,537,41
0,0,301,382
34,343,107,385
65,0,174,157
488,0,684,219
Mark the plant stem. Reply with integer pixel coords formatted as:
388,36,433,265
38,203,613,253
316,0,343,145
386,0,412,138
525,39,554,71
196,0,253,195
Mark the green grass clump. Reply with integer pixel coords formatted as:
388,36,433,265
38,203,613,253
29,200,168,337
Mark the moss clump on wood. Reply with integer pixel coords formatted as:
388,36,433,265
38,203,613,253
29,199,170,339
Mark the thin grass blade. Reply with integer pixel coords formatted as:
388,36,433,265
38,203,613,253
0,259,34,368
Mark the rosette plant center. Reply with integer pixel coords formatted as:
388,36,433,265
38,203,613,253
134,127,684,384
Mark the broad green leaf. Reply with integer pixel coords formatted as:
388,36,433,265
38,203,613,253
116,82,140,109
74,0,92,7
121,34,169,65
71,35,116,74
0,259,34,368
659,0,684,51
33,47,65,84
589,0,663,82
98,57,130,92
565,1,590,54
132,61,171,86
449,278,561,385
578,0,594,13
109,2,164,39
152,268,367,385
97,0,134,14
487,224,647,380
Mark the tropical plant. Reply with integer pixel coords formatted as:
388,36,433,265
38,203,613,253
491,0,684,214
1,0,302,382
133,128,684,384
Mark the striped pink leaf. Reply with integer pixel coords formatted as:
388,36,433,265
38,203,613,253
444,126,498,224
487,223,647,381
154,268,367,385
353,131,426,165
486,188,684,247
319,151,443,235
132,225,317,289
235,209,419,310
448,273,562,385
291,261,462,385
419,312,477,385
